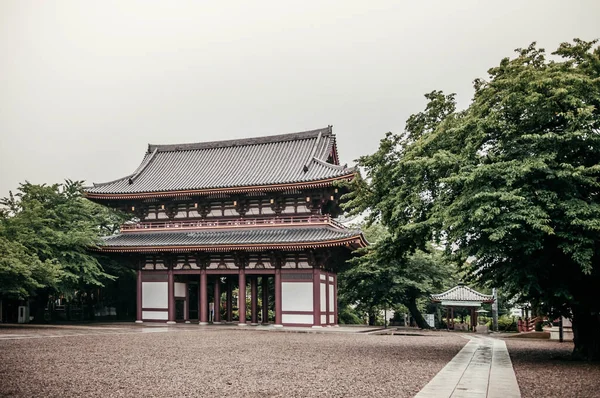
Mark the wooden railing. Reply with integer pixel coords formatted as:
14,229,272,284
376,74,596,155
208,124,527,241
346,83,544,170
120,214,346,232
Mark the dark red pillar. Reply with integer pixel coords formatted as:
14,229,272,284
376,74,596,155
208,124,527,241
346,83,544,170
136,270,143,323
274,267,282,327
199,269,208,325
213,278,221,324
325,273,330,325
238,268,247,326
334,274,338,325
250,277,258,325
226,278,233,322
261,276,269,324
184,282,190,323
313,268,321,327
167,269,175,324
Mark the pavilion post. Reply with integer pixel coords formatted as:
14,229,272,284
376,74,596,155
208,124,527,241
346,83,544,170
261,276,269,324
213,278,221,324
167,269,175,324
250,277,258,325
136,270,143,323
199,269,208,325
274,267,282,327
226,278,233,322
238,268,247,326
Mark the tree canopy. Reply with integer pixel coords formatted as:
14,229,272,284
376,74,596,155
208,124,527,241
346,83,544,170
347,39,600,359
0,180,126,302
339,222,456,327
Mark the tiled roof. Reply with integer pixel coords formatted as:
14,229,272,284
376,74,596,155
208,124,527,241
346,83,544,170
96,226,367,252
431,284,494,303
85,127,354,196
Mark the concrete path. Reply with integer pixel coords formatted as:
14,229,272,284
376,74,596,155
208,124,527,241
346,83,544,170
415,335,520,398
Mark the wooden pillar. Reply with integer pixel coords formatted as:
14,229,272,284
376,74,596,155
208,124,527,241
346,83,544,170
274,267,282,327
313,268,321,327
238,268,247,326
325,272,330,325
250,277,258,325
261,276,269,324
167,269,175,324
199,269,208,325
213,278,221,324
450,307,454,329
136,270,143,323
184,282,190,323
333,274,338,325
226,278,233,322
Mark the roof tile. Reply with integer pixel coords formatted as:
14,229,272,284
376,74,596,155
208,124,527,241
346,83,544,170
86,127,353,195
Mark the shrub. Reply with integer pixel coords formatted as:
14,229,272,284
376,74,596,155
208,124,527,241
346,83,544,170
497,315,517,332
338,306,364,324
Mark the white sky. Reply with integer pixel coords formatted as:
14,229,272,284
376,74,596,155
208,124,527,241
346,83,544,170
1,1,598,196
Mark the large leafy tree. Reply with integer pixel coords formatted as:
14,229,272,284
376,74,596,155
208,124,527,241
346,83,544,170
0,180,127,316
348,39,600,359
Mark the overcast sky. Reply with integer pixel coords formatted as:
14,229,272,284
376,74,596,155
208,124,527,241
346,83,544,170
1,1,598,196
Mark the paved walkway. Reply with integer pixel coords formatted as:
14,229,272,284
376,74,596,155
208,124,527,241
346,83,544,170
415,335,520,398
0,323,382,340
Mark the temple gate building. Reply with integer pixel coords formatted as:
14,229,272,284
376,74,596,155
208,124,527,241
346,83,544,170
84,127,367,327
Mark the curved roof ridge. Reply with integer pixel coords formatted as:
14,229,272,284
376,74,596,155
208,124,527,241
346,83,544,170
311,156,351,171
148,126,333,153
431,284,493,302
129,148,158,183
92,149,157,188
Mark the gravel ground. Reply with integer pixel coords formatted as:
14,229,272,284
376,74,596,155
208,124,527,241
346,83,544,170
0,327,465,397
506,338,600,398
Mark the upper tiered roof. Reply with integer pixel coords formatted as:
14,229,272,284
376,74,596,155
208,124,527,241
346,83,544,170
85,126,354,199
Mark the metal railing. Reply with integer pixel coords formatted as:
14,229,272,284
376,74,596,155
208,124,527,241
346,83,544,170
121,214,346,232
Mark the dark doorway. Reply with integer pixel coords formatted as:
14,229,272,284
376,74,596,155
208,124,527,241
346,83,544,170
175,300,185,321
188,282,198,320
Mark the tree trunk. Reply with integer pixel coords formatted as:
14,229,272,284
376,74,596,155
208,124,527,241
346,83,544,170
368,308,377,326
405,296,430,329
571,307,600,361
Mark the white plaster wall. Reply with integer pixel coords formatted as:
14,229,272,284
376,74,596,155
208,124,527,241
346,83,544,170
329,285,334,311
320,274,326,280
329,315,334,324
281,282,313,312
321,315,327,324
282,314,313,324
142,282,168,309
142,311,168,320
320,283,326,311
174,282,186,298
329,275,334,282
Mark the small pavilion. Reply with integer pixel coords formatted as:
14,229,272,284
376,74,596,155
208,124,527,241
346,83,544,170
431,283,494,331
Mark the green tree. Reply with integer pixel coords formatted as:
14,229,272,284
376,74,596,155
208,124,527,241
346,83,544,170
348,39,600,359
339,222,455,327
0,180,127,317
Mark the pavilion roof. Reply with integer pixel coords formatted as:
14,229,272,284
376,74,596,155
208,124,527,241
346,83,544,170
431,283,494,304
94,225,367,252
84,126,354,199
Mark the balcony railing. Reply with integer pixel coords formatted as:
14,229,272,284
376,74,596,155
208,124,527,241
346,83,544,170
120,214,346,233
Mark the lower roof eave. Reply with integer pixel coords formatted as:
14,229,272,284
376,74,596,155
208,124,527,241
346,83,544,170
92,237,368,253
